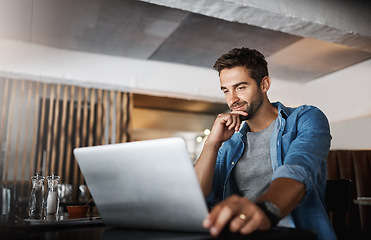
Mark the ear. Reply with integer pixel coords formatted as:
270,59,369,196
260,76,271,93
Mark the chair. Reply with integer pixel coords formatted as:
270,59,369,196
352,151,371,239
325,179,352,240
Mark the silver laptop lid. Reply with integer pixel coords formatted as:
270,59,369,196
73,137,208,233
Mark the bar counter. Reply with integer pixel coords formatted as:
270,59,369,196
0,213,317,240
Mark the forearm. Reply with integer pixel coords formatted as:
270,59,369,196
257,177,305,218
195,111,246,197
194,140,221,197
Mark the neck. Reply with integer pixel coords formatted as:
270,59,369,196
247,99,277,132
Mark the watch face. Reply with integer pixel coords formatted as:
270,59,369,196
264,201,281,217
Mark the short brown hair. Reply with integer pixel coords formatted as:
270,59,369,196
213,48,268,87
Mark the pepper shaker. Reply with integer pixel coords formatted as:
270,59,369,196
28,173,45,219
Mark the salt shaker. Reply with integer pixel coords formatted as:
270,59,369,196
46,173,60,216
28,173,45,219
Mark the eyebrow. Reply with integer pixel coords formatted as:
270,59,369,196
220,81,249,90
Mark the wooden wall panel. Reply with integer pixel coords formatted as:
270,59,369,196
0,78,132,202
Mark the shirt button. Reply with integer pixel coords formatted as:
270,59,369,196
231,162,235,165
277,141,280,145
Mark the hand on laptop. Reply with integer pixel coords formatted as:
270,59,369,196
202,195,270,236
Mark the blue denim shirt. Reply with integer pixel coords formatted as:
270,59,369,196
206,102,337,240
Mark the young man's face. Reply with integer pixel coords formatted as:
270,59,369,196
220,66,263,120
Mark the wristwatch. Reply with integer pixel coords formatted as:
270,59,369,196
255,201,281,228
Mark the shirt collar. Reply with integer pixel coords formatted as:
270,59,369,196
239,101,288,135
272,101,289,120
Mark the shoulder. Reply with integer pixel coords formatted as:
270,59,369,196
274,102,328,122
293,105,329,127
294,107,330,134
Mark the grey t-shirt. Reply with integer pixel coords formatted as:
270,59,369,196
232,118,294,228
232,118,277,201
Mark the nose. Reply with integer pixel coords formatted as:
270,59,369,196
228,91,239,106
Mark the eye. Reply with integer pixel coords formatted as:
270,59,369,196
237,86,246,91
222,89,229,94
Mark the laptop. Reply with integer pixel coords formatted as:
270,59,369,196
73,137,209,233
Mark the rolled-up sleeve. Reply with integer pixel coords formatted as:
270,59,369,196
272,107,331,195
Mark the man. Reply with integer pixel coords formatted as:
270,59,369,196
194,48,336,240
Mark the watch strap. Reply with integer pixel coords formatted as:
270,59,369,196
255,201,281,228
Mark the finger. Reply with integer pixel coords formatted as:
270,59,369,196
230,110,248,117
203,203,225,229
204,204,223,228
229,213,252,233
210,206,234,236
227,115,239,130
239,210,271,235
220,114,233,128
202,214,212,228
228,114,236,130
239,213,261,235
228,112,247,131
225,115,233,129
234,115,242,131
